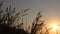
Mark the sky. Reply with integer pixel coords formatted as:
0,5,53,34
0,0,60,34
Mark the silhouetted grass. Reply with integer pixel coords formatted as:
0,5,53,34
0,1,49,34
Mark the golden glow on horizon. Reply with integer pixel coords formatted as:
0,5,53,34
52,24,58,30
49,21,58,31
47,20,60,34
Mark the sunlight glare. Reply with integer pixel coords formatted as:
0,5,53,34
52,24,58,30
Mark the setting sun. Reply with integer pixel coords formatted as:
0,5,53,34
52,24,58,30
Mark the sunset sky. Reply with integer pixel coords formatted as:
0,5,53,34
0,0,60,34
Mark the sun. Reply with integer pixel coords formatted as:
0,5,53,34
52,24,58,30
